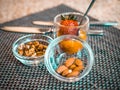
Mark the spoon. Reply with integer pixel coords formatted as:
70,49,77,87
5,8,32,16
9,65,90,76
79,0,96,25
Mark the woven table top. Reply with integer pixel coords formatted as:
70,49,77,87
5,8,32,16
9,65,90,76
0,4,120,90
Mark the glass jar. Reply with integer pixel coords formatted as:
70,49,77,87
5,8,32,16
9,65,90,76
54,12,89,41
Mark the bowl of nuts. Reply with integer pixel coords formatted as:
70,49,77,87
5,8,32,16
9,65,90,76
44,35,94,82
12,34,53,66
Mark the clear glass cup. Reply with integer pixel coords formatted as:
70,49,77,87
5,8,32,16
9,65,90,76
54,12,89,41
44,35,94,82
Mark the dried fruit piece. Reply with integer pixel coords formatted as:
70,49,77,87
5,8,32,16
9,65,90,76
67,71,79,77
56,65,68,74
74,59,83,66
64,57,75,67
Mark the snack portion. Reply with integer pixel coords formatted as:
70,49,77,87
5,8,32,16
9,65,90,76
56,57,84,77
17,40,47,57
57,15,79,36
57,14,87,41
59,39,83,54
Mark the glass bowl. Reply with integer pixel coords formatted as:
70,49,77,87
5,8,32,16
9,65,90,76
44,35,94,82
12,34,53,66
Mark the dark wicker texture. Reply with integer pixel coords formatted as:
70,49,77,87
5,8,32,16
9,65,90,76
0,4,120,90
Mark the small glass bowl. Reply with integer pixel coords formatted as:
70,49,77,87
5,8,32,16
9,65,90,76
12,34,53,66
44,35,94,82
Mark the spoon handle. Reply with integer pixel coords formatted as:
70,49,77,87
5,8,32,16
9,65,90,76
79,0,96,25
84,0,96,17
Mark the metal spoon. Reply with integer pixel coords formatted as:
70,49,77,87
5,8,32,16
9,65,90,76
79,0,96,25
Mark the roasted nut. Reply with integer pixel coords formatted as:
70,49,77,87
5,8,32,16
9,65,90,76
69,64,76,69
31,53,36,57
17,40,47,57
27,41,32,45
24,50,30,56
33,41,39,46
18,43,24,50
64,57,75,67
74,59,83,66
31,44,35,48
36,51,44,56
43,45,47,50
29,48,35,53
25,44,30,49
73,66,84,72
67,71,79,77
56,57,85,78
62,69,69,76
56,65,68,74
37,44,44,51
18,49,24,55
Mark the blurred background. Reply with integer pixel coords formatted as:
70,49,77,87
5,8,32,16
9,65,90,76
0,0,120,28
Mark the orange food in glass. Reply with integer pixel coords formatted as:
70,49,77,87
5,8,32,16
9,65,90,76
59,39,83,54
57,15,79,37
57,26,78,36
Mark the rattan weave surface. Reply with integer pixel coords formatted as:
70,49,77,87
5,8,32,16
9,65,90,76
0,4,120,90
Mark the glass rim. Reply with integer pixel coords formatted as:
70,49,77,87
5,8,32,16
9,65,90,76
54,12,89,28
